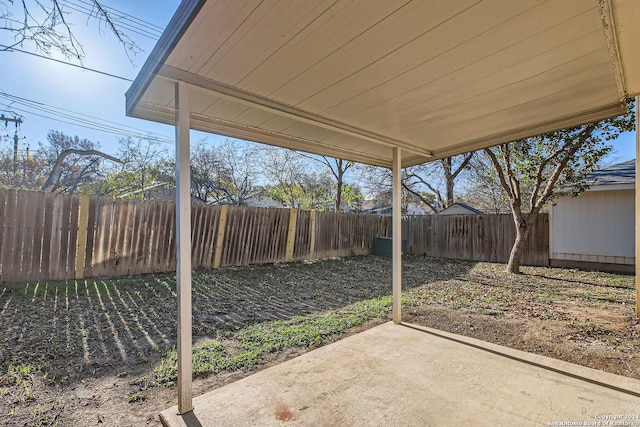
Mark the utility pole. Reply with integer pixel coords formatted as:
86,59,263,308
1,114,23,173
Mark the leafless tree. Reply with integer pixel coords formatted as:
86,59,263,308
42,147,120,192
1,0,141,60
190,140,259,205
462,157,510,214
362,154,474,213
39,130,119,194
297,153,353,211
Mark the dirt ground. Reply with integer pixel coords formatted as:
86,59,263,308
0,256,637,426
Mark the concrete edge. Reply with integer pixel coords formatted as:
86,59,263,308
158,321,640,426
400,322,640,396
160,409,202,427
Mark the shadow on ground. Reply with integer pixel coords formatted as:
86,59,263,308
0,255,475,384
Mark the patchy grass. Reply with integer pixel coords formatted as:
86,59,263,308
237,296,394,353
154,296,415,387
0,364,63,426
155,344,258,387
404,261,639,377
127,392,146,404
0,364,40,402
0,256,638,426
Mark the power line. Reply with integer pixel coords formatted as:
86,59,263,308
58,0,164,40
66,0,164,32
59,1,163,40
1,0,167,80
0,102,158,142
0,92,173,144
0,44,133,81
1,102,172,144
0,3,173,145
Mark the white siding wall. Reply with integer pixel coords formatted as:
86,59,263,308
550,189,635,265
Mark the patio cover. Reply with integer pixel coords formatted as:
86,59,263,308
127,0,640,168
125,0,640,416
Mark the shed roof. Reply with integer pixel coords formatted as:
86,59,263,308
437,203,485,215
587,159,635,186
125,0,640,168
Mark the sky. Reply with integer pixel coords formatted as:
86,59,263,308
0,0,636,165
0,0,227,158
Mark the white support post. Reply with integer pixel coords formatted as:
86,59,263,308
175,81,193,414
392,147,402,324
635,96,640,317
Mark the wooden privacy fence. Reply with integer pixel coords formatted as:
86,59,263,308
399,214,549,266
0,190,384,283
0,189,549,284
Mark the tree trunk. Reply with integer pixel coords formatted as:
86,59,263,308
445,176,454,208
442,157,454,208
506,224,530,274
335,174,343,212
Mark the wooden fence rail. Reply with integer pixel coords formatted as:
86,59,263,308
401,214,549,266
0,189,549,284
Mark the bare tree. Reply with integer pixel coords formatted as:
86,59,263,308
298,154,353,211
261,148,310,208
0,0,141,60
38,130,118,194
462,157,510,214
189,140,259,205
83,136,169,198
189,143,229,203
42,147,120,192
362,154,473,213
217,140,259,205
403,154,474,210
118,136,168,191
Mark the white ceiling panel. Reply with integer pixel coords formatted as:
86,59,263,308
127,0,640,167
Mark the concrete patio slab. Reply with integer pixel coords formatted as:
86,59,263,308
160,322,640,427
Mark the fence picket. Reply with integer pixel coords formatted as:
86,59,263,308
0,189,551,283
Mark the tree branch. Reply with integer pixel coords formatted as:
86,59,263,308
402,181,438,213
450,152,474,180
484,147,514,201
501,144,521,203
404,172,444,208
42,149,121,192
533,127,595,215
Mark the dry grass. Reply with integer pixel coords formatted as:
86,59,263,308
0,256,637,426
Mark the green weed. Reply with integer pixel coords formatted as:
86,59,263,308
127,392,146,403
1,363,37,399
154,296,395,387
154,344,258,387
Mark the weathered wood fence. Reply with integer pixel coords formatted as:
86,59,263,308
0,189,549,283
400,214,549,266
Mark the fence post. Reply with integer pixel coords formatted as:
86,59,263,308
285,209,298,261
309,211,316,259
213,205,228,268
74,195,90,279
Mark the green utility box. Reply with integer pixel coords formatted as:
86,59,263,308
373,237,407,258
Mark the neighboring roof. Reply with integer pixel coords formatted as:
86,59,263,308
362,205,392,215
587,159,635,186
245,192,284,209
438,203,484,215
126,0,640,169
